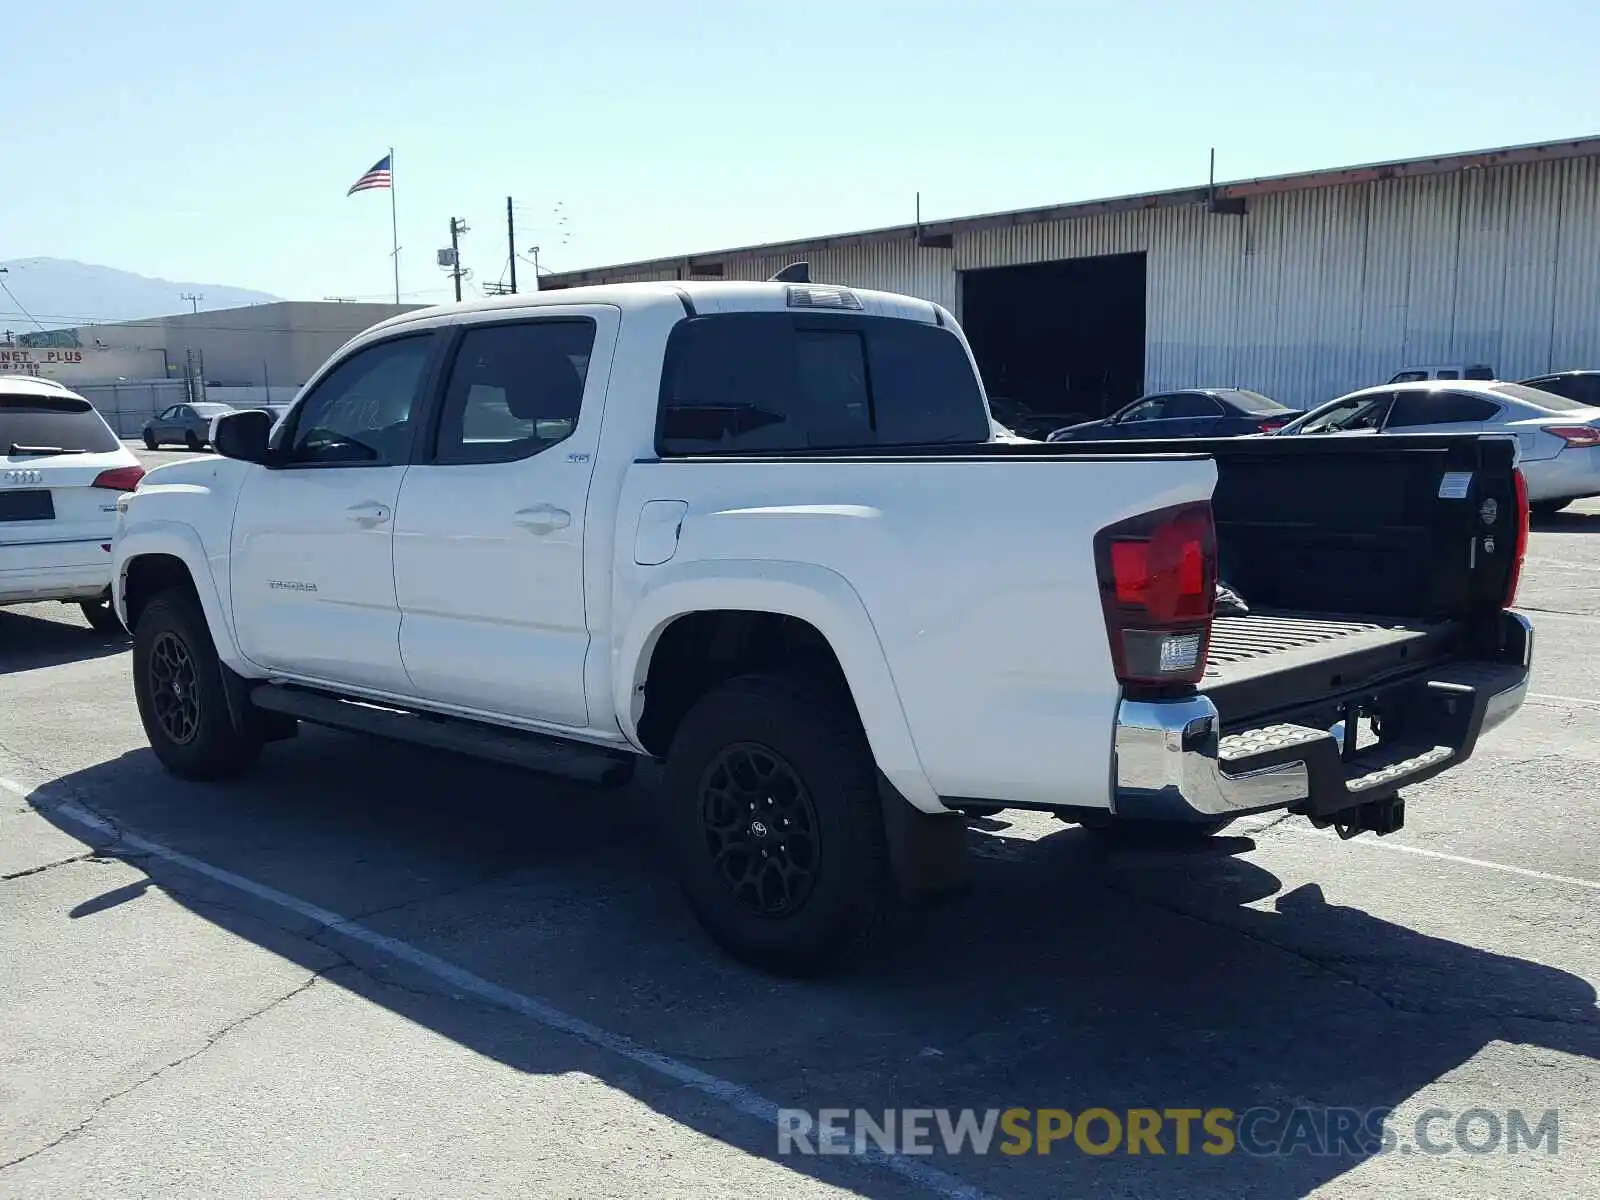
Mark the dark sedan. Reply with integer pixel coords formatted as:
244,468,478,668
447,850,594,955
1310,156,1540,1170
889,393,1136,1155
1519,370,1600,408
1045,388,1302,442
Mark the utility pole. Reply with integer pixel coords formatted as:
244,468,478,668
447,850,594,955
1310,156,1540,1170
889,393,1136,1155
181,292,204,314
506,197,518,295
449,217,468,302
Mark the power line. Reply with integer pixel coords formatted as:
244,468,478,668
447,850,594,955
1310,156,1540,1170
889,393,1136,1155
0,274,48,332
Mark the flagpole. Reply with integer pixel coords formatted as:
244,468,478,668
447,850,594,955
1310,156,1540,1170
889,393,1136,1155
388,146,399,304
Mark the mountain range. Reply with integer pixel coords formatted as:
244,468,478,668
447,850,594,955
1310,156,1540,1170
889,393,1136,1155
0,257,282,331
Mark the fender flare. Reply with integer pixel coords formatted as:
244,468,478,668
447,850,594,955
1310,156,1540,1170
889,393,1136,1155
614,558,946,813
114,521,252,675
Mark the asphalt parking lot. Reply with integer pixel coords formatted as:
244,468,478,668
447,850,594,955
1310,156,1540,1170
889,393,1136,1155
2,452,1597,1199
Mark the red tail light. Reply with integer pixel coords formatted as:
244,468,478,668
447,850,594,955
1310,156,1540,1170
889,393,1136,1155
1544,425,1600,448
91,465,146,492
1504,468,1530,607
1257,417,1291,433
1095,502,1217,687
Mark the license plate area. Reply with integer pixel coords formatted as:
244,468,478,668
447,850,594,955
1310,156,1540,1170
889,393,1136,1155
0,490,56,522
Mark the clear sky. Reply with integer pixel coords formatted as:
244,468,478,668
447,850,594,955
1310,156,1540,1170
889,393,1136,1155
4,0,1596,311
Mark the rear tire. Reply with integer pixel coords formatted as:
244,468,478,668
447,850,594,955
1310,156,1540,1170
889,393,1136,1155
143,431,158,450
78,598,125,635
666,672,890,976
133,589,262,779
1531,498,1572,516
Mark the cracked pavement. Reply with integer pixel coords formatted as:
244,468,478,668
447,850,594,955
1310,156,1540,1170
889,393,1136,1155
1,492,1598,1198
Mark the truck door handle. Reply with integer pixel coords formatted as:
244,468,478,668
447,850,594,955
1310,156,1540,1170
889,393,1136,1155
344,501,392,527
513,505,572,534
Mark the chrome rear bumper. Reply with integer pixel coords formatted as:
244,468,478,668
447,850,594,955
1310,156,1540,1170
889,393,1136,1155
1112,612,1533,822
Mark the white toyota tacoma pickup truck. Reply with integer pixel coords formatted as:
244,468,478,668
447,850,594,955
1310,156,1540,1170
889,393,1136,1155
113,276,1533,973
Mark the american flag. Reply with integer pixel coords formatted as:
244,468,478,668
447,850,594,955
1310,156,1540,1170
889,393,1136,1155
347,154,392,196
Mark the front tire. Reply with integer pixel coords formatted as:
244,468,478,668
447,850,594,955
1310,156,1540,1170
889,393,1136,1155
184,431,202,452
133,590,262,779
666,672,890,975
143,431,158,450
1532,498,1572,516
78,598,125,635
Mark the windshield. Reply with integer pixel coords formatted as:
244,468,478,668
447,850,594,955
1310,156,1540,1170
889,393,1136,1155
1218,388,1290,414
0,393,119,454
191,404,234,417
1493,382,1596,413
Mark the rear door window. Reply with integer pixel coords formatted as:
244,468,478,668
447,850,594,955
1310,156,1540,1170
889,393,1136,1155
1,393,119,454
1160,393,1225,419
1387,391,1498,428
433,320,595,464
658,313,989,453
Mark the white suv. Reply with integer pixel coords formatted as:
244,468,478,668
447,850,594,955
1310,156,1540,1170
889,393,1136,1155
1,376,145,631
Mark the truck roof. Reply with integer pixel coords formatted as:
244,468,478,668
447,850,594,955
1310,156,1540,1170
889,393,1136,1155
364,280,945,339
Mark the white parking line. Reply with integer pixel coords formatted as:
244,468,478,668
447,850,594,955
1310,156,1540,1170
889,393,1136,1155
1527,691,1600,709
1518,607,1600,623
1291,825,1600,892
1,774,991,1200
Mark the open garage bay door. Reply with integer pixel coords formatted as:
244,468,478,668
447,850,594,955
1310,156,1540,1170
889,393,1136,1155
960,253,1146,439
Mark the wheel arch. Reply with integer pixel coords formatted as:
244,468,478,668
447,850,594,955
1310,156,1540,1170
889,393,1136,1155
116,524,249,673
616,559,943,812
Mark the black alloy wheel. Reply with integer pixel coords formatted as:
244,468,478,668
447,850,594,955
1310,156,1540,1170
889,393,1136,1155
147,629,201,745
700,742,822,918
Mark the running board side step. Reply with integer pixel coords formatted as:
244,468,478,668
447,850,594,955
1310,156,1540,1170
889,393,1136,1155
249,684,636,787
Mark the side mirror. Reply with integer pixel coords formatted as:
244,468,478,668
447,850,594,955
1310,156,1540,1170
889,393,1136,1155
213,409,275,464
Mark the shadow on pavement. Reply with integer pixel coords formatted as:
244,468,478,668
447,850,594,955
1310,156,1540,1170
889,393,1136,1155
27,730,1600,1199
0,607,129,676
1532,509,1600,534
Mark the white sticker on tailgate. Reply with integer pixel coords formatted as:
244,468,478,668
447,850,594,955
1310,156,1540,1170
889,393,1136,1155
1438,471,1473,499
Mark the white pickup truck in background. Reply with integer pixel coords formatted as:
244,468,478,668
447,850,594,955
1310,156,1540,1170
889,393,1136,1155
113,277,1533,973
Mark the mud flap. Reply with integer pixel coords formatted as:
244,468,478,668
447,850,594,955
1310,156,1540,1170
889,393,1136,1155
220,664,298,743
878,774,971,905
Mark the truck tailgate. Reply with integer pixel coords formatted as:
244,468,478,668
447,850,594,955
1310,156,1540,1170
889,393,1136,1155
1203,612,1462,726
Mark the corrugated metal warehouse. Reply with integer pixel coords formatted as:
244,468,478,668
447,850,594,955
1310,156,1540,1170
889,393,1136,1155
543,136,1600,428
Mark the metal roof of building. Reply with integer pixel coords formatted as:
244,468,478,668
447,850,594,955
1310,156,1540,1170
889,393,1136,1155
543,134,1600,287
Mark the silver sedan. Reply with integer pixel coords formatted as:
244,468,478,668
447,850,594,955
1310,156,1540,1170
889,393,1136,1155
1273,380,1600,513
140,402,235,451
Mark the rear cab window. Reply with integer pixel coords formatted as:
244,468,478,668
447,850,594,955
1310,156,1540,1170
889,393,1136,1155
657,313,991,454
1,391,119,456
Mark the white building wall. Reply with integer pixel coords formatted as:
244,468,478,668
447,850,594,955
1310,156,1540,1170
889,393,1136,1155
597,154,1600,409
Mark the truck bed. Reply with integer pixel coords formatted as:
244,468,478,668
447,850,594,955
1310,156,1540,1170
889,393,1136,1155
1203,611,1462,726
